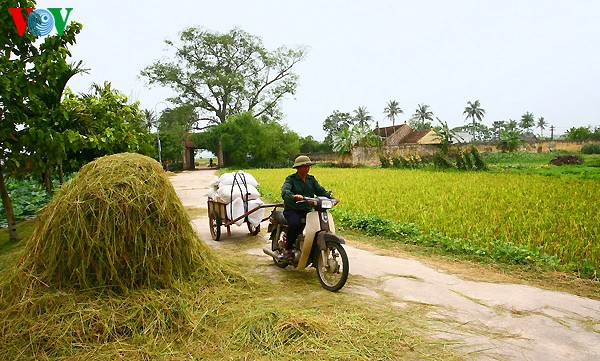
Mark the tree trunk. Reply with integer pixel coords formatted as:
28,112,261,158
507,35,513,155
217,138,224,169
44,166,54,194
0,163,19,241
59,161,64,185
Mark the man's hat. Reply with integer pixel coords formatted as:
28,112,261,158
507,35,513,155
292,155,313,168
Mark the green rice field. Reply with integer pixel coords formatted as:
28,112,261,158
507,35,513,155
251,168,599,276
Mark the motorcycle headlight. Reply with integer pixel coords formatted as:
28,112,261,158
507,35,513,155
320,199,333,209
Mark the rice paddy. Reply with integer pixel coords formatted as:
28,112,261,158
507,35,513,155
251,167,600,277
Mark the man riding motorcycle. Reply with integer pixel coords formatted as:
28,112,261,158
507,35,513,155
281,155,336,261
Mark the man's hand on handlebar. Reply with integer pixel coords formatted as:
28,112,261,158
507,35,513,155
293,194,305,202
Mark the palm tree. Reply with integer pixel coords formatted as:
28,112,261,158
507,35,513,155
463,100,486,140
413,103,434,124
491,120,505,140
537,116,548,137
519,112,535,134
353,106,373,128
433,117,461,155
383,100,403,126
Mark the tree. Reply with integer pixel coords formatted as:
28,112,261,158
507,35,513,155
463,100,486,140
353,106,373,128
331,123,381,162
408,117,432,131
412,103,434,124
60,82,154,168
433,118,462,155
537,116,548,137
565,126,600,141
299,136,331,153
1,2,82,240
323,110,353,146
191,113,300,168
491,121,506,140
141,27,306,166
497,130,524,153
383,100,403,126
157,105,199,162
519,112,535,133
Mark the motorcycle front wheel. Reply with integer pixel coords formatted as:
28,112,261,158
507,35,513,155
316,241,349,292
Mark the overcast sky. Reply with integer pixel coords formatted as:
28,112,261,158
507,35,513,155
34,0,600,140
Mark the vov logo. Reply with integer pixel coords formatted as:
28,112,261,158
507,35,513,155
8,8,73,37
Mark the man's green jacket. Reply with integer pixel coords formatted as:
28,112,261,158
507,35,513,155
281,173,330,211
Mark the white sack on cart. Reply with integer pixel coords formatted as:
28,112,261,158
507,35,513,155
226,197,246,226
247,199,264,227
216,184,260,204
218,170,259,188
206,187,218,200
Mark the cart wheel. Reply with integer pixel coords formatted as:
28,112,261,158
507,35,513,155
247,222,261,236
209,211,221,241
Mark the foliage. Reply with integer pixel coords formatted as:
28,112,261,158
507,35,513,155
379,155,391,168
565,126,600,141
1,2,83,239
497,130,524,152
154,105,198,162
519,111,535,133
299,135,331,153
0,177,50,227
433,117,461,155
353,106,373,128
332,123,381,155
332,210,561,268
432,153,453,169
470,146,488,170
252,168,600,279
463,99,485,140
582,143,600,154
322,110,353,146
537,116,548,137
412,103,434,124
141,27,305,127
383,100,403,126
192,113,299,168
60,83,154,172
408,117,432,131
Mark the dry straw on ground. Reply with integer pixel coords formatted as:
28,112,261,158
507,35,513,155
5,152,236,293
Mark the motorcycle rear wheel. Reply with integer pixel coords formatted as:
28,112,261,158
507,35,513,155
316,241,349,292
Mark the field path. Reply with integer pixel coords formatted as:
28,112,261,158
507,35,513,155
171,169,600,361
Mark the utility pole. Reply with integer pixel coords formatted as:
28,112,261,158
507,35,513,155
550,125,555,140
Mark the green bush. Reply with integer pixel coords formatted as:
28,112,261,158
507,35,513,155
0,177,52,227
470,146,488,170
379,155,391,168
582,143,600,154
433,153,453,169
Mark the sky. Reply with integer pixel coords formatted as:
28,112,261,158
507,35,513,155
30,0,600,140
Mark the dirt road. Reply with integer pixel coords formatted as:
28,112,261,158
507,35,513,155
171,170,600,361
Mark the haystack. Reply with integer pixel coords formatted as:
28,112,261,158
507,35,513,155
16,153,226,292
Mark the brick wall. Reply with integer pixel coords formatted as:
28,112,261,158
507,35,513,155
308,140,599,167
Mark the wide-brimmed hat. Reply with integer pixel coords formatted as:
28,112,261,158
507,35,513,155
292,155,313,168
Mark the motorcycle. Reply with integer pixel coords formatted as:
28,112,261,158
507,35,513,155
262,196,349,292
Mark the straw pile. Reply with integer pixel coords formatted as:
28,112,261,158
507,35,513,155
13,152,230,292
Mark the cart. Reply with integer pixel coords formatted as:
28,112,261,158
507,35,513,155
207,198,282,241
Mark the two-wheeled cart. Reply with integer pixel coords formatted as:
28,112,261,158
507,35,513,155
207,198,281,241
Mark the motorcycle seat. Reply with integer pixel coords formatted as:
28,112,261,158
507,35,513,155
273,210,288,225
